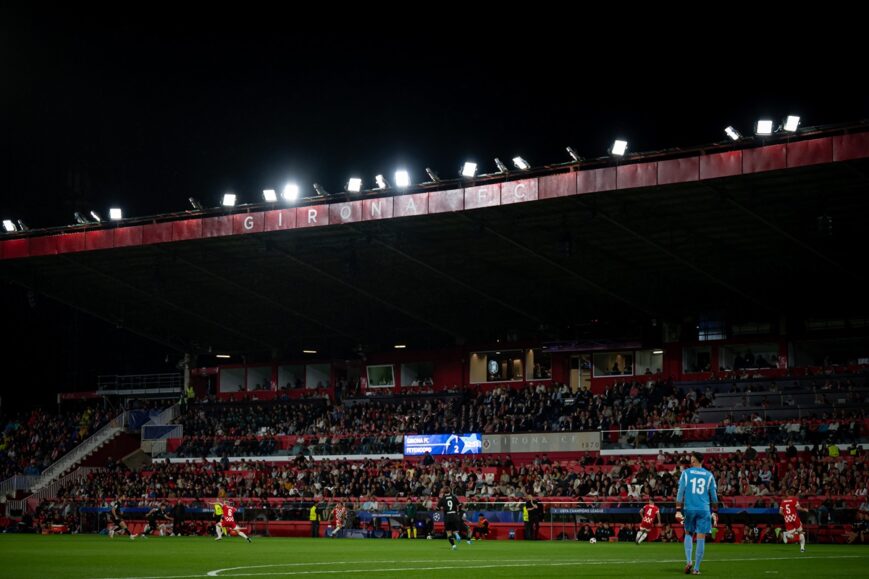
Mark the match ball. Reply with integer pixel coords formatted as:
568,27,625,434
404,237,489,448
589,537,597,544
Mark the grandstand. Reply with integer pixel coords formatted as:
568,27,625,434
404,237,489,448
2,120,868,578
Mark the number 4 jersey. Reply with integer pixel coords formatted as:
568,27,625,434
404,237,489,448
640,504,659,530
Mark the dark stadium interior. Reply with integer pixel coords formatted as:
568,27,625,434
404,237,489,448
1,10,869,573
2,150,868,361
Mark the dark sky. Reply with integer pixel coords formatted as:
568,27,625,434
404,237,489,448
3,11,866,227
1,9,867,406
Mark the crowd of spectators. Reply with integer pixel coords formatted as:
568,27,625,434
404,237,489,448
0,404,112,479
56,447,866,505
166,380,864,458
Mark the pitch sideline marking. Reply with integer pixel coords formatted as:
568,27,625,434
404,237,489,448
94,555,867,579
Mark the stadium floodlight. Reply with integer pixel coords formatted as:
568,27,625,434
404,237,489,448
2,220,16,232
188,197,203,211
109,208,123,221
74,212,90,224
216,354,231,359
263,189,278,202
494,158,508,173
90,211,102,222
512,156,530,170
426,168,441,182
303,349,318,354
725,126,742,141
652,349,664,355
394,170,411,188
756,119,774,135
282,183,300,202
566,147,583,162
461,162,477,178
610,140,628,156
16,219,28,231
394,344,407,349
375,174,389,189
347,178,362,193
783,115,801,132
313,183,329,196
222,193,237,207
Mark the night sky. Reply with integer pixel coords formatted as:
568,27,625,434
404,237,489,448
1,9,867,407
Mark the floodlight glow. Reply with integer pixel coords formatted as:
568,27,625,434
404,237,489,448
347,178,362,193
394,344,406,349
303,349,318,354
610,140,628,156
394,170,410,188
461,162,477,177
725,126,742,141
566,146,582,162
109,208,123,220
426,168,441,182
263,189,277,202
652,349,664,355
783,115,801,132
512,156,530,170
282,183,299,202
756,120,774,135
216,354,231,359
90,211,102,222
222,193,237,207
375,175,388,189
2,220,15,232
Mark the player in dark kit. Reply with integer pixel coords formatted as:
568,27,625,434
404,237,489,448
108,497,134,539
438,487,471,550
141,502,172,537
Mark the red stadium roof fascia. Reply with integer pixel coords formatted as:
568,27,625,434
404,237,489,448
2,126,868,261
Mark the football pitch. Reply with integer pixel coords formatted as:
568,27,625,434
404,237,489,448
0,536,865,578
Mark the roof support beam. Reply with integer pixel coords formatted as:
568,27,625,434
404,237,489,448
261,238,462,339
457,213,658,317
368,235,544,325
164,248,362,343
59,255,278,351
570,197,772,312
5,276,187,353
707,183,853,280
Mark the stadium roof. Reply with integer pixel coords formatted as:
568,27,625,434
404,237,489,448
2,125,868,358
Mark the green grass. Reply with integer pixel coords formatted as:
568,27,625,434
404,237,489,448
0,535,866,578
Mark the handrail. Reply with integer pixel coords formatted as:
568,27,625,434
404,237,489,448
0,474,39,498
32,411,126,489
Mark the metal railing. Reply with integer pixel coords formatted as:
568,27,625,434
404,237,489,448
147,439,168,455
30,411,126,491
97,373,182,393
0,475,39,499
601,421,865,451
147,402,181,426
8,466,101,513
